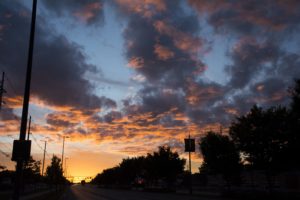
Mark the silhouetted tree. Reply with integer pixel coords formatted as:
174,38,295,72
45,155,65,186
145,146,186,186
229,105,289,171
287,79,300,169
23,156,41,185
0,169,14,190
92,146,185,188
290,79,300,113
118,156,146,185
92,167,120,186
199,132,241,186
229,105,292,190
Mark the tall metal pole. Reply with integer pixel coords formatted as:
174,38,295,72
13,1,37,199
27,116,31,140
61,136,65,171
65,157,68,177
41,141,47,176
0,72,5,111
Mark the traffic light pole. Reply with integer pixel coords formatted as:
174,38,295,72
13,0,37,199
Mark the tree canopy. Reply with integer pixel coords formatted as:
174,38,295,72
229,105,289,170
199,131,240,176
92,146,185,187
23,156,41,184
45,155,65,184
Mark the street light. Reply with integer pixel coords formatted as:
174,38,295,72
61,135,69,172
65,157,69,177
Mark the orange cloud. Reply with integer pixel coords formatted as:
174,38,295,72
256,84,265,91
115,0,166,18
73,2,102,23
3,96,23,109
189,0,291,31
154,44,174,60
127,57,144,69
154,20,203,57
225,108,238,115
186,81,223,106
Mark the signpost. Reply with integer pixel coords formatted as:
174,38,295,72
184,134,195,194
11,140,31,162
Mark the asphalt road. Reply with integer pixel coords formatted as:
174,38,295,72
60,185,223,200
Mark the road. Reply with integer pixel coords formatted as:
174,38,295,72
60,185,224,200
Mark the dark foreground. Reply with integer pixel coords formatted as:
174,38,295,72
60,185,226,200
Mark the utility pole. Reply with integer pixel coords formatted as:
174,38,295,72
0,72,6,111
61,136,69,173
41,141,47,176
65,157,68,177
27,116,31,140
13,0,37,199
61,136,65,170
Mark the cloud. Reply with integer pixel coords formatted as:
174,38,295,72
42,0,104,25
46,112,78,128
189,0,300,35
154,44,174,60
127,57,144,69
226,38,281,88
113,0,166,19
115,0,207,89
0,0,116,110
103,111,122,123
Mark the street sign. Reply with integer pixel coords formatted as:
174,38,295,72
184,138,195,152
11,140,31,161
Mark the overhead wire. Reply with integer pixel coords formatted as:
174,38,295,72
29,129,52,160
5,75,19,97
0,149,10,158
0,141,12,152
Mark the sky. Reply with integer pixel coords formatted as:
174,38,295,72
1,0,300,180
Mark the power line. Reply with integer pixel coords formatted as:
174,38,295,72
31,133,44,152
0,141,12,152
29,118,52,161
6,134,17,140
5,75,19,97
0,149,10,157
30,133,51,160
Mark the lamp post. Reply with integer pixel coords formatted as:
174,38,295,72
61,136,69,173
65,157,69,177
41,140,47,176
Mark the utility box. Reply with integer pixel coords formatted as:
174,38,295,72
184,138,195,152
11,140,31,161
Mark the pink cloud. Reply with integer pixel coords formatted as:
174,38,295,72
154,44,174,60
127,57,144,69
73,2,102,23
154,20,203,57
115,0,166,18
